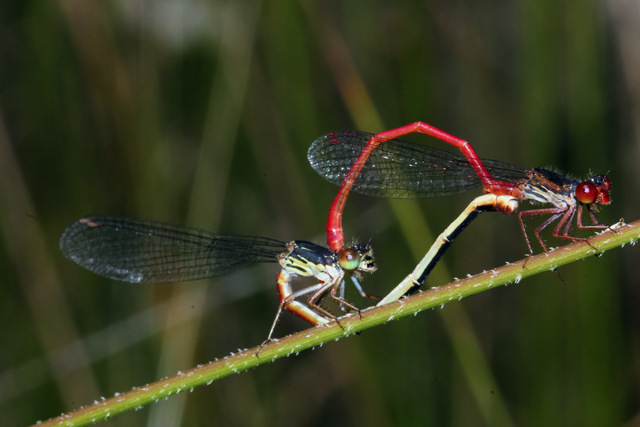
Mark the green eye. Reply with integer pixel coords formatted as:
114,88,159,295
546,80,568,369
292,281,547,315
338,248,361,271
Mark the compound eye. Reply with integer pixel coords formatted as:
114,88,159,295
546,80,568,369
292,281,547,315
338,248,361,271
575,181,598,204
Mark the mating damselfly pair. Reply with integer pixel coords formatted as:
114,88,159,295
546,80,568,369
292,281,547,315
61,121,612,347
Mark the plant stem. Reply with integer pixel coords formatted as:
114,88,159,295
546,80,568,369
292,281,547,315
34,220,639,427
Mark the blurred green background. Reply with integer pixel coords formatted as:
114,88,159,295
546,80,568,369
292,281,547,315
1,0,639,426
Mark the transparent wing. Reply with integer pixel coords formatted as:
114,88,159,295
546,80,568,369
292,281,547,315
60,215,287,283
308,131,529,198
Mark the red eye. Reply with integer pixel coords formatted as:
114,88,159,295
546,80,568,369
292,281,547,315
575,182,598,204
596,175,611,204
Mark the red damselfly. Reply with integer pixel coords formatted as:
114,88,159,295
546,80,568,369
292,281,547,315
308,122,612,301
60,215,377,344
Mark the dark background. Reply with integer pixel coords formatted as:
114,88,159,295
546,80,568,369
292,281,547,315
1,0,639,426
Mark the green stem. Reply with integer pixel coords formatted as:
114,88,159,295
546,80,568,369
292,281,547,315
35,220,639,427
